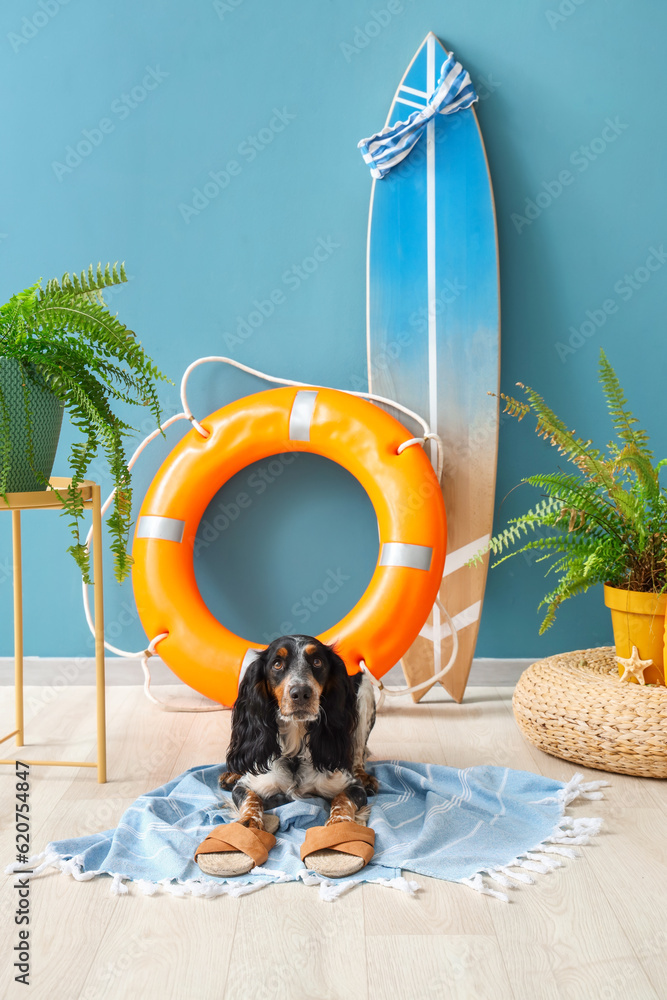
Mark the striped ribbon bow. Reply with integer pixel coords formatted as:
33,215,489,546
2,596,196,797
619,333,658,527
358,51,478,179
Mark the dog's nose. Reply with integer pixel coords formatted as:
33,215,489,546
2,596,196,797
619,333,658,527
289,684,312,704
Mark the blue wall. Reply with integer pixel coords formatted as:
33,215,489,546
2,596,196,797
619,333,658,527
0,0,664,661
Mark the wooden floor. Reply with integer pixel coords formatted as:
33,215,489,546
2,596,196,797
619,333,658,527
1,682,666,1000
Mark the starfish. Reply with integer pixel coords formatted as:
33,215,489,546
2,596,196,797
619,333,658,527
616,646,653,685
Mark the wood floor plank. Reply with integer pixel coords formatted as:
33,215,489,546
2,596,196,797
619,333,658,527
431,686,540,773
486,820,659,1000
224,881,367,1000
575,807,667,998
77,880,240,1000
363,876,496,937
367,742,447,766
170,695,232,777
366,934,515,1000
369,694,441,746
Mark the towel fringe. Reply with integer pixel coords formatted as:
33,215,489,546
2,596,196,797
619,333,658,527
497,865,534,884
110,873,128,895
321,880,357,901
484,870,514,888
299,870,363,901
536,844,578,859
135,879,159,896
5,851,52,878
458,873,509,902
298,871,419,902
367,876,421,896
546,815,604,847
523,852,563,872
459,774,606,902
6,851,295,899
534,772,609,806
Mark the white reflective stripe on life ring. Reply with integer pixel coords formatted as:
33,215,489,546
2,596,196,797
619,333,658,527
379,542,434,571
136,515,186,543
288,390,319,441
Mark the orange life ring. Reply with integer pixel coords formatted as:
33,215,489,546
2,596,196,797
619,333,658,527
132,387,446,706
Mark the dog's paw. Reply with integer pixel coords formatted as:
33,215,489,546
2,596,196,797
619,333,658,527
219,771,242,789
355,804,371,826
356,768,379,795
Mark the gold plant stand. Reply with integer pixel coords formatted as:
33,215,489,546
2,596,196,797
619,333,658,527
0,478,106,782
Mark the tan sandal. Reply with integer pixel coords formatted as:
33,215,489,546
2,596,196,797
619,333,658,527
300,821,376,879
195,819,278,877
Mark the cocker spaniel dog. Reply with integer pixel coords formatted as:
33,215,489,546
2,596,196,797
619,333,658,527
197,635,378,877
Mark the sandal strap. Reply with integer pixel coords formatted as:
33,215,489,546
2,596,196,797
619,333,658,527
301,821,375,865
195,822,277,867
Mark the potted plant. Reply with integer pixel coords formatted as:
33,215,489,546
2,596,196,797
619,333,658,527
472,348,667,685
0,262,170,583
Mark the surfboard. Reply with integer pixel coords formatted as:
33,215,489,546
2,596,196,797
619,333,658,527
365,32,500,703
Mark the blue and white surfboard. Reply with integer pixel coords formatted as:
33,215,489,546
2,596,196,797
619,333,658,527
365,33,500,702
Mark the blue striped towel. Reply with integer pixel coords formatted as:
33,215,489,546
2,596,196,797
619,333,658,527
7,762,606,902
358,51,478,179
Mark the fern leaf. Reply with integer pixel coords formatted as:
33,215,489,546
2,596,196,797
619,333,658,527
614,444,659,498
468,496,564,567
524,472,625,541
498,392,530,420
537,573,603,633
599,347,653,459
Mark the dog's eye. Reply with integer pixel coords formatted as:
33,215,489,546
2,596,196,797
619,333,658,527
312,658,322,668
272,660,284,670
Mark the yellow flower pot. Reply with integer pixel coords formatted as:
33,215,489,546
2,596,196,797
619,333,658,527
603,584,667,685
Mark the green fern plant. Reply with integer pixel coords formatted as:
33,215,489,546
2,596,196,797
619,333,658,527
0,263,170,582
470,348,667,633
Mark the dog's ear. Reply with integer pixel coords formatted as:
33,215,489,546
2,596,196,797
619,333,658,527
226,653,280,775
307,646,358,773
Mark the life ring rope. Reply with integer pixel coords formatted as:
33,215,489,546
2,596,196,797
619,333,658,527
180,356,444,480
80,356,458,711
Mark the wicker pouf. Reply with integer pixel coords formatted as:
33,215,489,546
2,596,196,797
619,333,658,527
512,646,667,778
